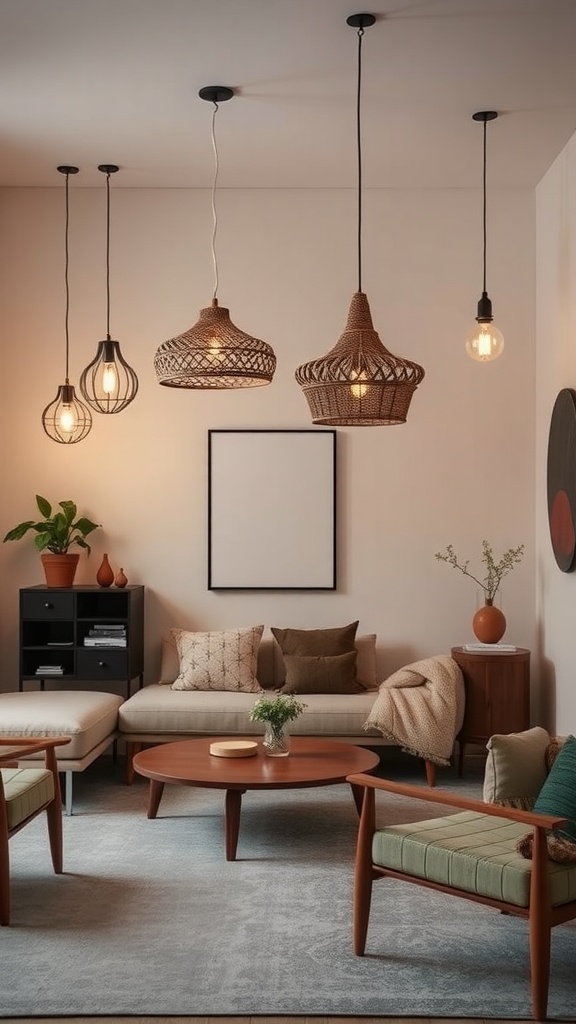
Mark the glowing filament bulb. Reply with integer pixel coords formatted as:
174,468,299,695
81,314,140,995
350,369,368,399
59,404,76,433
102,361,118,395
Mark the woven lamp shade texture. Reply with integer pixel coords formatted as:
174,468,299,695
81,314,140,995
295,291,425,426
154,300,276,389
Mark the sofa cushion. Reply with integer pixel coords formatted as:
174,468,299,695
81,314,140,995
170,626,264,692
483,726,551,809
118,685,382,739
271,621,358,659
0,691,123,759
279,650,360,695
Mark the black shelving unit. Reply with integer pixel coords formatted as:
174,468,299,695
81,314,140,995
19,585,144,698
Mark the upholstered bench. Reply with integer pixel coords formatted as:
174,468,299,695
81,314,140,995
0,690,123,814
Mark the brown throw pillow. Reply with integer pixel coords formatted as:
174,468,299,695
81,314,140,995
271,621,359,658
278,650,361,695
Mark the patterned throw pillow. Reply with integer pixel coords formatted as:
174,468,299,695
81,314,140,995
170,626,264,692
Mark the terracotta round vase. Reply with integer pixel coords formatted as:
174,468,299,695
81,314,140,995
472,598,506,643
41,552,79,588
115,567,128,588
96,553,114,588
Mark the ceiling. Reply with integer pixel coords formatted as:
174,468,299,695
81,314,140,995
2,0,576,191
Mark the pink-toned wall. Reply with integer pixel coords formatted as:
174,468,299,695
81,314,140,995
0,185,537,708
535,135,576,734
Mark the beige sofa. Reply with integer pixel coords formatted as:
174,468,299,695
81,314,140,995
118,628,438,785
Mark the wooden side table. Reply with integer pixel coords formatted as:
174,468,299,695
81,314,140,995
450,646,531,775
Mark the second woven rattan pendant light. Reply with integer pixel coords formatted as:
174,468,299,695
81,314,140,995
154,87,276,389
295,13,424,426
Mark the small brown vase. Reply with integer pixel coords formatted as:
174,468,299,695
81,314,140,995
472,598,506,644
115,567,128,588
96,553,114,588
41,552,79,588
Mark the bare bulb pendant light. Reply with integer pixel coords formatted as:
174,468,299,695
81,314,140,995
42,166,93,444
466,111,504,362
154,86,276,388
80,164,138,411
295,13,424,426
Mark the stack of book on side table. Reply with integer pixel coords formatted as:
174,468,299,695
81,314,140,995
36,664,64,675
84,624,127,648
462,643,517,653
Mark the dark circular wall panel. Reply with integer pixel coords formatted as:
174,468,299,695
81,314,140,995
547,387,576,572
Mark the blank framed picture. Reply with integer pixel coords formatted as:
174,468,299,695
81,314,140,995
208,429,337,590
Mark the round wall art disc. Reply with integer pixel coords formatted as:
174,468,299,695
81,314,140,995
547,387,576,572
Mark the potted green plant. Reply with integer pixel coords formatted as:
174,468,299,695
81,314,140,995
3,494,101,588
249,694,307,757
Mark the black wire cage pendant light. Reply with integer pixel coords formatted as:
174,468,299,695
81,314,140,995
295,13,424,427
154,86,276,388
42,166,93,444
466,111,504,362
80,164,139,411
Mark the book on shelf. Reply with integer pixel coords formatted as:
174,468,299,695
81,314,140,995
83,638,126,647
462,643,517,653
47,640,74,646
87,629,126,638
91,624,126,631
36,665,64,674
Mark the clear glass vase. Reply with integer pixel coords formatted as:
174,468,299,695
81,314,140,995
263,721,290,757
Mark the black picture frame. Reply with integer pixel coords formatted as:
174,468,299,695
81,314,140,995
208,429,337,590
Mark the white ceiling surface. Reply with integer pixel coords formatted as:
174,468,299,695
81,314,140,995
1,0,576,191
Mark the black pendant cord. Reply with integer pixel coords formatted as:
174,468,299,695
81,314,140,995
63,170,71,380
105,169,112,339
356,25,364,294
482,116,487,295
210,99,220,302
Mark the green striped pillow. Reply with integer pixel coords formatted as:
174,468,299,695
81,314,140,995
533,734,576,843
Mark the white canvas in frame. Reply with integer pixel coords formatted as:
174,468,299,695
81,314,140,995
208,429,336,590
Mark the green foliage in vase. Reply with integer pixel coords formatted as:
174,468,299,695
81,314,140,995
434,540,525,603
3,495,101,554
249,694,307,738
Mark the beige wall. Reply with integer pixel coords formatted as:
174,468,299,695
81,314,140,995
0,185,536,700
535,136,576,733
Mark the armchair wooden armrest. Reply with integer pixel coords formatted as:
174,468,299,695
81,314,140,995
345,772,568,831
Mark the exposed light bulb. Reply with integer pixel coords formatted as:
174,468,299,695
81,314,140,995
466,321,504,362
101,361,118,395
350,369,368,398
58,404,76,433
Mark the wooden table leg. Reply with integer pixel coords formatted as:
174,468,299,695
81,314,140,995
350,782,365,816
147,779,164,819
224,788,244,860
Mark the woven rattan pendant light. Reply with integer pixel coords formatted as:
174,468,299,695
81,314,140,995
80,164,139,412
42,166,93,444
154,86,276,389
465,111,504,362
295,13,424,426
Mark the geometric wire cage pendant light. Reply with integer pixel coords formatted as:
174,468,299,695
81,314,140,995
154,86,276,389
80,164,139,411
465,110,504,362
295,13,425,426
42,165,93,444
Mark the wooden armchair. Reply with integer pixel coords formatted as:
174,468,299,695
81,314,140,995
0,736,69,925
346,773,576,1021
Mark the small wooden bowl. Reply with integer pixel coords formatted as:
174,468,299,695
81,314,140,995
209,740,258,759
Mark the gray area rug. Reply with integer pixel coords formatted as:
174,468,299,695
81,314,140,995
2,752,575,1019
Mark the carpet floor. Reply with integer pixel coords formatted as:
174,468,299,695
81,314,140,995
1,753,574,1019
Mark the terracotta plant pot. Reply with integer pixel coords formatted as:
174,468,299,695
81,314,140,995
40,552,80,588
472,599,506,644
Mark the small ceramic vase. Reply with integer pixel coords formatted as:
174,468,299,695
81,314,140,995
96,553,114,588
115,567,128,588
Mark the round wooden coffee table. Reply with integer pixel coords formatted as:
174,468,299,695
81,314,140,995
132,736,380,860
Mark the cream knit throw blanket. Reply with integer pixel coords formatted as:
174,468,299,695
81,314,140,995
364,654,465,766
